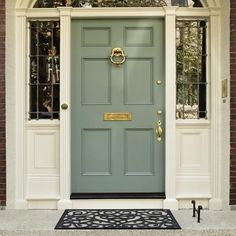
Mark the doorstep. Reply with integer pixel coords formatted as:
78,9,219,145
0,210,235,236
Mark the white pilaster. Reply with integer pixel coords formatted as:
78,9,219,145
209,8,222,210
15,9,28,209
57,7,72,209
163,6,178,210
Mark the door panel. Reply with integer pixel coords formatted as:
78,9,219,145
82,59,111,104
71,19,165,194
124,58,153,104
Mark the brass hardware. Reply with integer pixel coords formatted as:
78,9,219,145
222,79,228,98
61,103,68,110
109,47,126,66
104,112,132,121
156,80,162,85
157,110,162,115
156,120,163,142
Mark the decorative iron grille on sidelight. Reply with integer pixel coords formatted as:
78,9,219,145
29,1,204,120
176,20,207,119
28,21,60,120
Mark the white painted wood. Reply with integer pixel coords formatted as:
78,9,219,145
163,6,178,210
15,9,28,209
57,7,73,209
25,8,60,18
209,8,222,210
176,127,210,175
26,125,60,200
24,7,216,19
178,199,209,209
27,128,59,175
26,176,60,200
72,200,163,209
176,176,211,198
71,7,165,17
176,7,212,17
11,0,228,210
220,0,230,210
27,200,58,209
176,125,211,201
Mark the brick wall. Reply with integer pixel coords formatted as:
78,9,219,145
231,0,236,205
0,0,5,207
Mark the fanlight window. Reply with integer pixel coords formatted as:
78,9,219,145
33,0,203,8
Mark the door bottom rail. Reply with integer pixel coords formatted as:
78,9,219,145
70,193,166,199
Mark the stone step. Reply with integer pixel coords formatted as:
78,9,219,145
0,230,236,236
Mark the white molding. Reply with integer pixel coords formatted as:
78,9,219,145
176,7,212,17
209,10,222,210
27,120,60,127
15,10,27,210
176,120,210,127
15,200,28,209
58,7,72,209
27,200,58,209
163,199,178,210
12,3,227,210
26,8,60,18
176,195,211,199
72,200,163,209
163,6,178,210
57,199,72,209
71,7,165,18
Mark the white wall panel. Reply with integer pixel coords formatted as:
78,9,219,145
26,124,60,201
176,124,210,199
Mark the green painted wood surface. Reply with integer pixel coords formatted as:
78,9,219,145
71,19,165,193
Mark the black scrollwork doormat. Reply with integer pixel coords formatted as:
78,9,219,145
55,209,181,230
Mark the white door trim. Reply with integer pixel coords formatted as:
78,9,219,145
13,6,223,210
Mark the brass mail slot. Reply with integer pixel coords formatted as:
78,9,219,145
104,112,132,121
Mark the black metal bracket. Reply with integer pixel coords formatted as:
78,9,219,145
191,200,203,223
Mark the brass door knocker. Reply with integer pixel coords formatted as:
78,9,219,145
109,47,126,66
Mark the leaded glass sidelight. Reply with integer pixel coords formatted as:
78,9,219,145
28,21,60,120
176,20,207,119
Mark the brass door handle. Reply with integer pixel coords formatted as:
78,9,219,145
109,47,126,66
156,120,163,142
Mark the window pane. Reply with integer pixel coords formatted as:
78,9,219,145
176,20,207,119
29,21,60,120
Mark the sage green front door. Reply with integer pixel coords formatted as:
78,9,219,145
71,19,165,193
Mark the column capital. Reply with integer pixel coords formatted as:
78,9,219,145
163,6,178,16
16,8,27,17
58,7,73,17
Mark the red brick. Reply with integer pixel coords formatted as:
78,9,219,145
231,0,236,205
0,0,5,206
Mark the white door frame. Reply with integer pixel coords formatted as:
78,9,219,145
14,5,222,210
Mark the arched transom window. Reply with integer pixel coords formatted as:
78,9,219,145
33,0,203,8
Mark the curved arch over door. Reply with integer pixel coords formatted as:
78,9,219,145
15,0,222,8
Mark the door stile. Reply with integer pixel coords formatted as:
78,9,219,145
163,7,178,210
58,7,73,209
